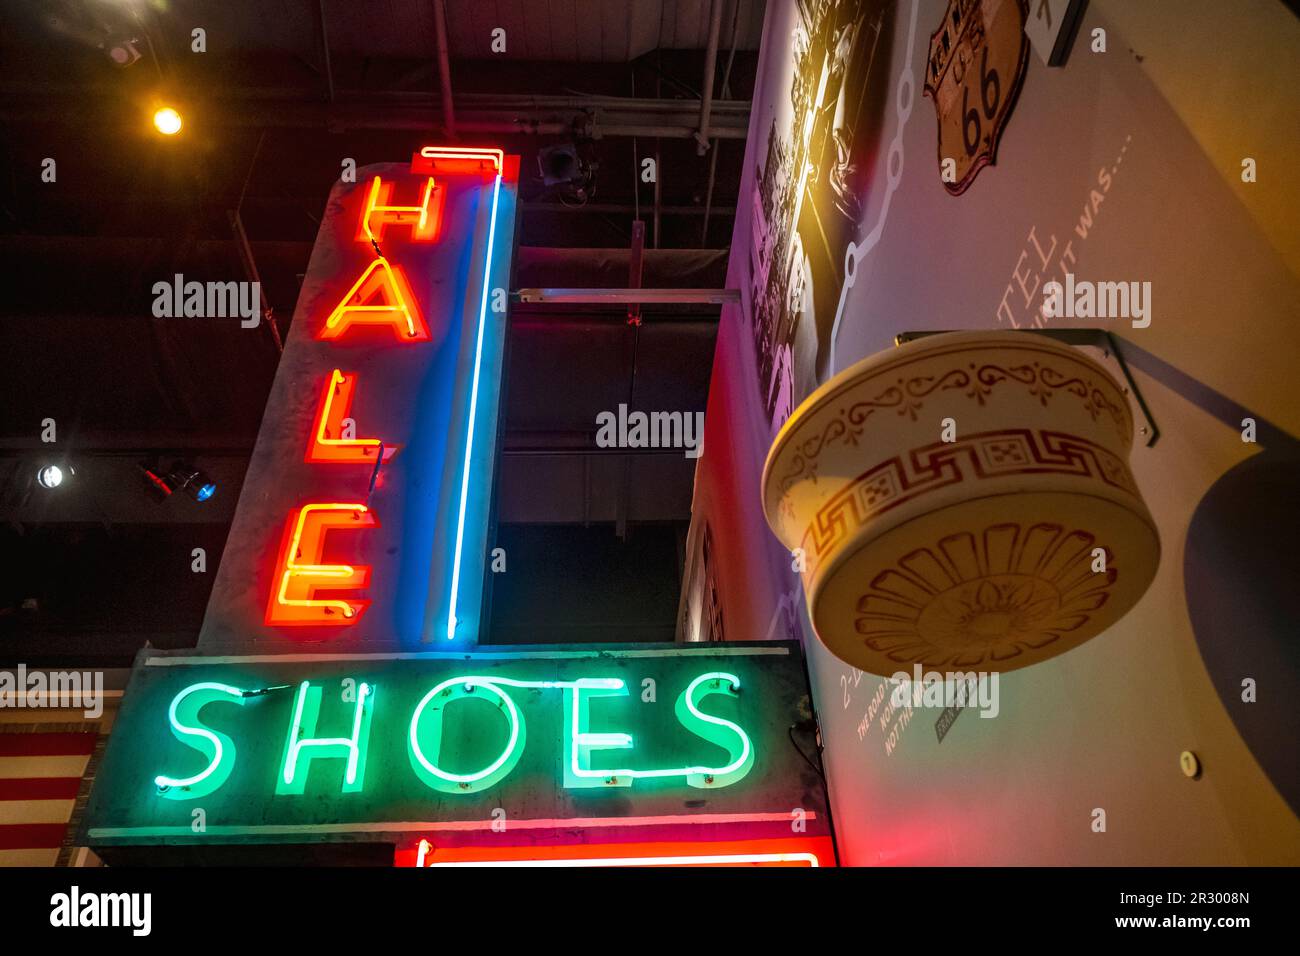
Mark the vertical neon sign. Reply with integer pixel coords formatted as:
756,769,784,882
250,147,515,641
446,161,503,639
266,504,377,625
306,369,399,464
411,146,509,642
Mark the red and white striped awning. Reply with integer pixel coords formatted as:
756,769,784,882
0,730,97,867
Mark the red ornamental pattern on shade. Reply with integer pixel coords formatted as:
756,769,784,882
852,520,1117,670
775,358,1132,500
798,428,1140,579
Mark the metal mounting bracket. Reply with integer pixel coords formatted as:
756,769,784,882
893,328,1159,447
513,288,740,305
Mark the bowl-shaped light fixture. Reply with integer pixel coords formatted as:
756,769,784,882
762,331,1160,675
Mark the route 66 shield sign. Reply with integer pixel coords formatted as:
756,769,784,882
923,0,1029,195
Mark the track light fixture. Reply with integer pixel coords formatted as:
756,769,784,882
103,35,141,67
139,458,216,503
171,466,217,502
36,464,70,489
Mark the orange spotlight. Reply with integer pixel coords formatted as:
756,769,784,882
153,107,183,136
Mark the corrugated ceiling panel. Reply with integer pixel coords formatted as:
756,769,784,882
174,0,764,63
324,0,435,56
166,0,315,56
628,0,667,60
599,0,631,63
520,0,557,61
548,0,581,62
573,0,605,63
463,1,497,57
495,0,532,59
673,0,706,49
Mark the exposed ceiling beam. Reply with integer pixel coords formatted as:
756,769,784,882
514,288,739,305
0,88,750,139
695,0,725,154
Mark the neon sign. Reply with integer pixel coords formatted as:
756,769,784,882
318,255,429,342
445,167,503,639
266,503,377,625
154,682,251,801
279,680,373,794
407,837,831,867
151,671,751,800
413,146,505,175
80,644,834,857
192,147,517,647
307,369,398,464
358,176,444,245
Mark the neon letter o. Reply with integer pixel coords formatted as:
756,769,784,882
408,678,525,793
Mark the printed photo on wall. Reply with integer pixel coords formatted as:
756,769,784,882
747,0,896,429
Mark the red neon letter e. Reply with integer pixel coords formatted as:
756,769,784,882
266,503,378,627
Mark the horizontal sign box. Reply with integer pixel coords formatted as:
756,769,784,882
80,642,831,857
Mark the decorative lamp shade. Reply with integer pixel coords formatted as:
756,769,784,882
762,331,1160,675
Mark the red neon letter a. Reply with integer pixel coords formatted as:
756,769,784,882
319,257,430,342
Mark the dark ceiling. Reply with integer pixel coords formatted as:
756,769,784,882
0,0,762,663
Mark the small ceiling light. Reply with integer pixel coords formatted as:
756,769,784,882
169,466,216,503
139,459,215,502
36,465,64,489
536,143,594,204
537,144,582,185
153,107,183,136
140,465,173,500
103,36,141,67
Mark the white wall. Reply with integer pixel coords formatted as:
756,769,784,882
697,0,1300,864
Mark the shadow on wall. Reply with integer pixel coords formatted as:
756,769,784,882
1185,453,1300,818
1122,336,1300,817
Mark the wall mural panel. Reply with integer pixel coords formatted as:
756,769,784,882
695,0,1300,864
748,0,896,426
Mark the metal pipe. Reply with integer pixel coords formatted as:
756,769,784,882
433,0,455,138
228,209,283,353
522,202,735,216
510,316,720,329
455,119,746,139
0,82,751,114
450,92,750,114
599,122,744,140
702,139,720,246
653,141,662,248
514,288,740,305
315,0,335,103
2,108,740,135
695,0,725,154
704,0,743,244
502,446,691,457
628,220,645,324
0,441,254,453
0,98,751,140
